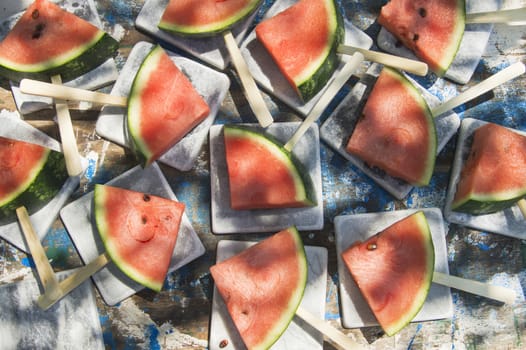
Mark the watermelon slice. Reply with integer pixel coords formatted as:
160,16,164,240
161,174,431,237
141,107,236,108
255,0,344,102
223,125,316,210
452,123,526,215
93,184,185,292
127,45,210,167
341,211,435,336
0,136,67,224
158,0,262,36
210,226,308,350
378,0,465,76
0,0,119,82
346,67,437,186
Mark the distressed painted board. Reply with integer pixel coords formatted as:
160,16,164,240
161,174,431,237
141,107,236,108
96,41,230,171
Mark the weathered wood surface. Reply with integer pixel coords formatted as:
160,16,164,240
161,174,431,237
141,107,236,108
1,0,525,349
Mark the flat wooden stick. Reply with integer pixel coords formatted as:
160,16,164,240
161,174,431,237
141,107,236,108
338,44,428,76
466,7,526,25
16,206,61,300
37,252,111,310
433,271,516,304
19,78,128,107
51,75,84,177
518,199,526,219
431,62,525,117
295,306,365,350
223,31,273,128
284,52,364,152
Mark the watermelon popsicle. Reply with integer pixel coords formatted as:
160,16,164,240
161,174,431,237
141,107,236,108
158,0,273,127
335,209,516,336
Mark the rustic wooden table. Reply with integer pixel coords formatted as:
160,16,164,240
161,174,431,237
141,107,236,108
1,0,525,349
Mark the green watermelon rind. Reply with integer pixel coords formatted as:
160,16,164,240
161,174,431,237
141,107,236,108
384,67,437,186
382,211,435,336
295,0,345,102
93,184,164,291
0,32,118,83
158,0,262,37
126,45,164,167
451,190,526,215
0,149,68,224
434,0,465,76
224,124,317,208
255,226,308,350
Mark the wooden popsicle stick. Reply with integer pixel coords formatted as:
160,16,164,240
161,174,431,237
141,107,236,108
284,52,365,152
223,31,274,128
466,7,526,25
295,306,365,350
433,271,516,304
337,44,429,76
518,199,526,219
431,61,525,117
37,253,111,310
16,206,62,300
19,78,128,107
51,75,84,177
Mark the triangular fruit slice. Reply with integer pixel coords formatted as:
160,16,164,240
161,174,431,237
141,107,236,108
210,226,308,349
223,125,316,210
378,0,465,76
93,184,185,292
346,67,437,186
452,123,526,215
127,45,210,167
255,0,344,102
341,211,435,336
0,136,67,224
158,0,262,36
0,0,119,82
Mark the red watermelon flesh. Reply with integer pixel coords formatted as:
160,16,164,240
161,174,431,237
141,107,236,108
0,138,47,203
346,67,436,186
159,0,261,35
0,0,118,82
452,123,526,214
255,0,344,102
378,0,465,76
341,211,435,336
223,125,315,210
210,226,308,350
93,184,185,292
127,45,210,167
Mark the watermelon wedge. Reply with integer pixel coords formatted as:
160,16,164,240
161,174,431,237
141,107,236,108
452,123,526,215
93,184,185,291
127,45,210,167
346,67,437,186
378,0,465,76
210,226,308,350
158,0,262,36
0,136,67,224
255,0,344,102
0,0,119,82
223,125,316,210
341,211,435,336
